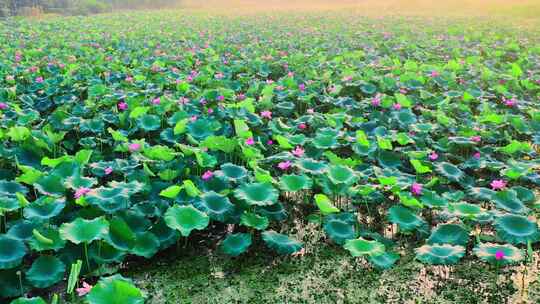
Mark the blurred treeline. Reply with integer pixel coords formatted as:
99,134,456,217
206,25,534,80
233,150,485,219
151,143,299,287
0,0,181,16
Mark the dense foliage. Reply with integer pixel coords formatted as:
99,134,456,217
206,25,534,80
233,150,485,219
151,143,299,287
0,11,540,302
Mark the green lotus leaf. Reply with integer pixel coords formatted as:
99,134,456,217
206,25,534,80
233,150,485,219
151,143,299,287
59,217,109,244
182,180,201,197
262,230,303,255
388,205,426,232
159,185,182,199
0,235,27,269
119,210,151,234
195,191,235,222
86,187,130,213
435,162,464,183
0,180,28,197
467,187,496,201
327,165,358,185
132,232,160,258
343,238,385,257
150,219,180,249
34,174,65,196
26,255,65,288
256,202,288,221
218,163,248,182
296,158,328,174
90,242,125,264
86,274,144,304
64,175,97,190
450,202,485,219
315,194,340,214
220,233,252,257
0,269,27,298
143,145,176,161
420,190,448,208
105,217,137,251
187,118,217,140
23,197,65,221
415,244,465,265
368,252,400,269
164,205,210,237
279,174,313,192
29,227,66,251
234,183,278,206
240,212,269,230
9,298,46,304
7,221,37,241
512,186,535,203
137,114,161,131
323,213,357,245
0,197,20,212
427,224,469,246
492,190,528,214
473,243,524,265
313,133,338,149
494,214,540,245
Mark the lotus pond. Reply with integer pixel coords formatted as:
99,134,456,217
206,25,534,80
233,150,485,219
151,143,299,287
1,9,540,304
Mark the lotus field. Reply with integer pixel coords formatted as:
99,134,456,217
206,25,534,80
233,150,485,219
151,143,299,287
1,9,540,303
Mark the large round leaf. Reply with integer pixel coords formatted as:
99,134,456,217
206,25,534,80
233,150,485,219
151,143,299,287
388,205,426,232
0,235,27,269
323,213,357,245
261,230,303,255
279,174,313,192
164,205,210,237
59,217,109,244
86,274,144,304
26,256,65,288
494,214,540,245
427,224,469,246
220,233,252,257
234,183,278,206
473,243,524,265
195,191,234,222
415,244,465,265
343,238,385,257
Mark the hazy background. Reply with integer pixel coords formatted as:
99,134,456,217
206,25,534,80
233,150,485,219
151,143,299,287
1,0,540,18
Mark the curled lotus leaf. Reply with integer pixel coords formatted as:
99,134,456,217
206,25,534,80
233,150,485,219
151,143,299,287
388,205,426,232
492,190,528,214
435,162,464,183
217,163,248,182
327,165,358,185
427,224,469,246
220,233,252,257
86,274,144,304
23,197,65,221
34,175,65,196
195,191,235,222
90,242,126,264
256,202,288,222
343,238,385,257
132,232,160,258
86,187,130,213
296,158,328,174
473,243,524,265
415,244,465,265
279,174,313,192
261,230,303,255
494,214,540,245
29,227,66,252
164,205,210,237
420,190,448,208
240,212,269,230
323,213,357,245
234,183,278,206
0,180,28,197
368,252,400,269
59,217,109,244
449,202,486,219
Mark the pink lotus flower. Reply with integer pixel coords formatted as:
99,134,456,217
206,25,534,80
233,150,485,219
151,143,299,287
178,97,189,105
117,102,128,111
266,79,274,84
260,111,272,119
29,66,38,73
74,187,90,199
471,136,481,143
207,108,214,114
76,281,93,297
125,76,133,82
217,95,225,101
399,88,408,94
0,102,8,110
430,70,440,78
429,152,439,161
104,167,113,175
299,83,305,91
202,170,214,181
278,161,292,170
298,123,307,130
267,139,274,145
490,179,507,191
152,97,161,105
393,103,402,110
288,71,294,77
245,137,255,145
292,146,304,157
342,76,353,82
237,94,245,101
128,143,141,152
371,94,381,107
495,250,505,261
190,115,198,122
306,108,314,114
6,75,14,81
473,152,481,159
504,97,517,107
215,73,224,79
35,76,44,83
411,183,423,196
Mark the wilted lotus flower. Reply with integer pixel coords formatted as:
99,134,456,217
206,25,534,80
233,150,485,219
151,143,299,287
202,170,214,181
292,146,304,157
245,137,255,145
128,143,141,152
490,179,507,191
278,161,292,170
411,183,423,196
74,187,91,199
76,281,93,297
260,111,272,119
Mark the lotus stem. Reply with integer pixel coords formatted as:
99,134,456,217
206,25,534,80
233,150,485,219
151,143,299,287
17,270,23,296
84,242,91,273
